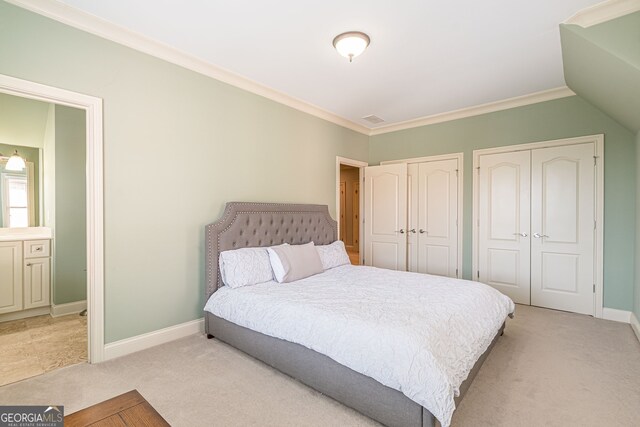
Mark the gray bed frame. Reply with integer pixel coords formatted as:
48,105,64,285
205,202,504,427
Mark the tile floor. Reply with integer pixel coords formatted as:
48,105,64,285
0,313,87,386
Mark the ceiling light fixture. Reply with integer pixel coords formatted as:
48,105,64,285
5,150,26,171
333,31,370,63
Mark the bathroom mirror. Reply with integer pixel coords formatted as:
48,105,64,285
0,156,36,228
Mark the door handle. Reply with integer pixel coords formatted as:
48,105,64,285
533,233,549,238
419,229,426,234
397,229,405,234
513,232,528,237
408,229,416,234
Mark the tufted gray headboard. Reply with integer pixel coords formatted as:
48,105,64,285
205,202,337,300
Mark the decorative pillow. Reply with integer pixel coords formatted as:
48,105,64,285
316,240,351,270
267,242,324,283
219,247,274,288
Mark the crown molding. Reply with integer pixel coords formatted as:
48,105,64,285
5,0,371,135
369,87,576,136
5,1,585,138
565,0,640,27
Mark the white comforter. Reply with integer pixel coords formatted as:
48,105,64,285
204,265,514,426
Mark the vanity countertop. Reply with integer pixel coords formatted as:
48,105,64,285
0,227,52,241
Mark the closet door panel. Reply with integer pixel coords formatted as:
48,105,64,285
417,159,458,277
531,143,595,314
407,163,419,272
364,164,407,270
478,151,531,304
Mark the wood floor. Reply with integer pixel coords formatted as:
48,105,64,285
0,313,87,386
65,390,170,427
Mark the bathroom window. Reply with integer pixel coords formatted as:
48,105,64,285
2,175,29,228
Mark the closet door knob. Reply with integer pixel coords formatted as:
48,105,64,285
409,229,416,234
513,232,528,237
397,229,405,234
533,233,549,238
419,229,426,234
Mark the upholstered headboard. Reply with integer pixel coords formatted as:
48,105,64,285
205,202,337,300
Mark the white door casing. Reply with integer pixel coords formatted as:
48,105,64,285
478,151,532,304
336,157,368,264
0,73,105,362
339,181,346,242
530,143,595,315
416,159,459,277
364,163,408,270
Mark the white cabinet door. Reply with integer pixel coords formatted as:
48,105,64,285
364,163,407,270
0,241,23,314
24,257,51,309
416,159,459,277
530,143,595,314
478,151,531,304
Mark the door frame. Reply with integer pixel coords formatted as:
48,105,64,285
0,74,105,362
381,153,464,277
336,156,368,263
472,134,604,318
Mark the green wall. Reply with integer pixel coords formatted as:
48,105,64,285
0,142,40,226
580,12,640,69
54,105,87,305
0,92,49,148
370,95,636,312
560,13,640,133
0,2,368,342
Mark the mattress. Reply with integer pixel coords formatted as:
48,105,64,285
204,264,514,427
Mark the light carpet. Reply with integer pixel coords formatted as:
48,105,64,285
0,305,638,426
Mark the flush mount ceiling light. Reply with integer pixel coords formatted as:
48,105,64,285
333,31,370,62
5,150,26,171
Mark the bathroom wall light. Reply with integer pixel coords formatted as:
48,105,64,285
333,31,370,62
5,150,26,171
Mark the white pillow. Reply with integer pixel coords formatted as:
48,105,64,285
267,242,324,283
219,247,274,288
316,240,351,270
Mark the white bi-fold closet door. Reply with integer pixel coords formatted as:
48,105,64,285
477,142,597,315
364,156,460,277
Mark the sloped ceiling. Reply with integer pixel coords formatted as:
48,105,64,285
561,11,640,133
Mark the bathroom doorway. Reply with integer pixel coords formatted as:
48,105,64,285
0,91,88,385
336,156,367,265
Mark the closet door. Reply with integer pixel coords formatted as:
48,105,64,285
407,163,419,272
363,163,407,270
478,151,531,304
416,159,458,277
530,143,595,314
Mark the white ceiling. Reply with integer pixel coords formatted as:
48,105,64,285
56,0,603,129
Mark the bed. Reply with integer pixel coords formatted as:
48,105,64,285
204,202,513,427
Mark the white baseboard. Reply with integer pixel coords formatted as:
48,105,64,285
0,306,50,322
602,307,632,323
104,318,204,361
631,312,640,343
50,300,87,317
